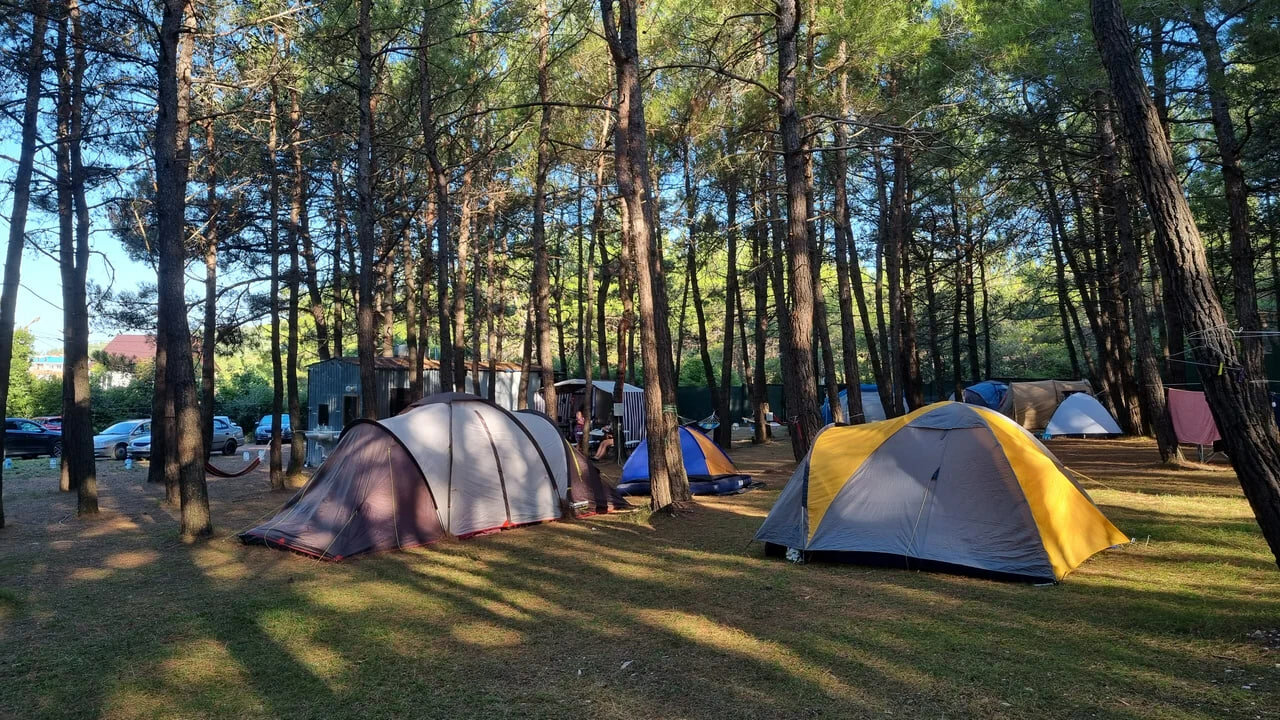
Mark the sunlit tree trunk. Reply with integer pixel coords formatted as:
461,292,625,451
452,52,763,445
268,84,285,489
1095,91,1182,462
56,0,96,512
775,0,821,455
532,0,557,419
1092,0,1280,566
286,81,306,480
155,0,210,538
355,0,379,417
602,0,689,506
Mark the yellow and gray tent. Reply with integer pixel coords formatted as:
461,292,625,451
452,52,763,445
755,402,1127,581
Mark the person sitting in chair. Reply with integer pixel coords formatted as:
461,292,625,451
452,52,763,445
593,425,615,460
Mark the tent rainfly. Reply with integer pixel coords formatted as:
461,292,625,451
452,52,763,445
240,393,568,560
618,426,752,495
1044,394,1123,437
754,402,1128,582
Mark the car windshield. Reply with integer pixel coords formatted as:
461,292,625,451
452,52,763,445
99,421,138,435
258,416,289,427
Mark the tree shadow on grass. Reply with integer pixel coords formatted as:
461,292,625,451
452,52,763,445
3,461,1279,719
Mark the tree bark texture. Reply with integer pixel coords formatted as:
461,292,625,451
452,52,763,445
155,0,211,538
1092,0,1280,566
602,0,690,507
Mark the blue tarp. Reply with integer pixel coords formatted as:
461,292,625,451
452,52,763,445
963,381,1009,409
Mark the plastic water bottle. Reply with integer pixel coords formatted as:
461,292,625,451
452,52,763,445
242,451,250,462
48,457,57,469
257,449,265,462
124,457,133,470
3,457,12,470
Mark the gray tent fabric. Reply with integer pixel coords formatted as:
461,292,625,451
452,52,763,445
511,410,572,504
756,403,1074,580
513,409,632,514
240,392,564,559
238,422,446,559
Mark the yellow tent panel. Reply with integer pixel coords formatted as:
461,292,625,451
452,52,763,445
757,402,1127,581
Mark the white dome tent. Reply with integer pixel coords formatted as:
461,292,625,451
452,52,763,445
1044,393,1123,438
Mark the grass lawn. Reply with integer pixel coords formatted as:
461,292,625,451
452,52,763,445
1,437,1277,719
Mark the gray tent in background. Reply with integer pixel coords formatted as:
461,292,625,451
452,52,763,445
240,393,565,560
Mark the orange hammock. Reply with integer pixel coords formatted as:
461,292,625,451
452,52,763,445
204,457,262,478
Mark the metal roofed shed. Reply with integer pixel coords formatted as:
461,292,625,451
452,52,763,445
306,357,542,434
553,378,645,447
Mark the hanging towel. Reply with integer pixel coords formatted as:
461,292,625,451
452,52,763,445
1167,388,1220,445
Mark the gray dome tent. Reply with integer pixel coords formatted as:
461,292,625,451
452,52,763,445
240,392,565,560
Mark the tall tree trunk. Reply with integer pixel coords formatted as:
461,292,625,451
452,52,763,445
1189,2,1263,379
580,166,600,453
56,0,95,512
964,231,979,381
356,0,379,417
471,206,485,392
1092,0,1280,566
602,0,689,507
296,100,328,363
330,156,346,359
886,132,907,415
1033,158,1083,379
613,198,634,465
682,138,721,428
716,168,739,447
156,0,210,538
533,0,558,419
517,302,533,409
418,9,452,393
765,154,793,390
951,239,964,399
923,231,944,402
775,0,821,455
673,269,689,380
286,82,306,479
831,53,865,422
595,241,613,379
1096,91,1182,461
1094,94,1143,435
268,85,285,489
453,167,476,390
873,153,895,414
977,241,992,379
485,217,497,401
0,0,48,528
750,178,770,443
201,118,218,458
1150,18,1184,383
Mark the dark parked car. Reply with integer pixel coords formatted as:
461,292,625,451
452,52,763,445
254,414,292,444
33,416,62,431
4,418,62,458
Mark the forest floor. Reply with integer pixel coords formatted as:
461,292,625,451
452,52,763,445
1,436,1277,719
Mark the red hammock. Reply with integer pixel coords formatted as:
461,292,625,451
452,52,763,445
204,457,262,478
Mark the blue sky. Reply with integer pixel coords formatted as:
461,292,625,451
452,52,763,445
1,132,152,352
